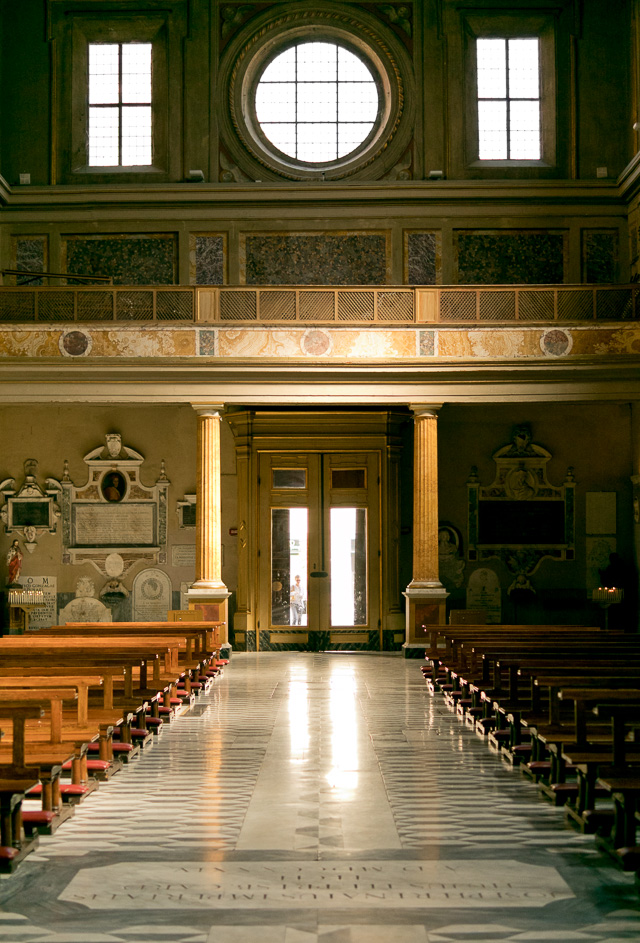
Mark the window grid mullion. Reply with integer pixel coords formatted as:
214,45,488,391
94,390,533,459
295,46,299,160
505,40,511,160
335,51,339,160
118,43,123,167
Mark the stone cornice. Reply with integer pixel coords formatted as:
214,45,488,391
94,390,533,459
0,179,626,216
0,357,638,405
618,150,640,202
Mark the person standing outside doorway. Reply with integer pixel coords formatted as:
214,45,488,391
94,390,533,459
290,575,305,625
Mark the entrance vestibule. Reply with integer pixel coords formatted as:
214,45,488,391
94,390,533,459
259,450,380,649
226,409,409,652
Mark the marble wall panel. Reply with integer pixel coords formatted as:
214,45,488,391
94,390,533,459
191,234,225,285
406,231,439,284
2,325,640,361
583,230,618,283
217,328,417,359
242,233,389,285
0,328,195,358
455,231,566,285
62,234,176,286
12,235,48,285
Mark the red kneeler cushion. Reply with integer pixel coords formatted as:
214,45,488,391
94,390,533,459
63,759,110,772
0,847,19,860
27,783,88,798
87,741,133,754
22,811,55,825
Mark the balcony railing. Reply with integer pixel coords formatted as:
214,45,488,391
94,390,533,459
0,284,638,324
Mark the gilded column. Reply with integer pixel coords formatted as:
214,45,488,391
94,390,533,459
403,404,448,655
188,406,230,640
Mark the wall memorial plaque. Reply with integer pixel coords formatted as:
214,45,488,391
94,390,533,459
132,568,172,621
467,424,575,586
466,568,501,624
62,434,168,575
73,504,156,547
171,545,196,568
20,575,57,629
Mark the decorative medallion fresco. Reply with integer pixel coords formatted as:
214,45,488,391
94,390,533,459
191,234,225,285
242,233,389,285
406,231,438,284
455,231,566,284
62,234,177,285
12,235,48,286
540,329,573,357
583,230,618,283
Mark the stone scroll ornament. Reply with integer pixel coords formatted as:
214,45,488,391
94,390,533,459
60,434,169,583
0,458,62,553
467,424,576,589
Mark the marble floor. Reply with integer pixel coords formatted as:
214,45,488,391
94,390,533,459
1,652,640,943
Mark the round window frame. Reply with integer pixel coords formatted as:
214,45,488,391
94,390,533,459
250,35,385,169
221,6,413,182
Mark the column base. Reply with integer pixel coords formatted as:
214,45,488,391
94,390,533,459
187,584,231,645
403,584,449,650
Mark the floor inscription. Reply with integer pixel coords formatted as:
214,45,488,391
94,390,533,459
59,859,574,910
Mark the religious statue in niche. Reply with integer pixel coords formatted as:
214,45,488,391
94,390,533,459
438,523,465,589
6,539,23,586
467,424,576,589
61,433,170,578
0,458,62,553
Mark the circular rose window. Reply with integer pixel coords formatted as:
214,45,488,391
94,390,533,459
255,42,379,164
219,7,414,181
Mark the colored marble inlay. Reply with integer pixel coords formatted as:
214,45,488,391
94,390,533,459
244,234,388,285
13,235,47,286
456,232,566,285
541,328,572,357
194,235,224,285
63,234,176,286
419,330,435,356
583,230,618,283
407,232,437,284
199,329,217,356
61,330,90,356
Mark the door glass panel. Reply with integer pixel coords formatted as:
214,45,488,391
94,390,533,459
331,468,366,489
330,507,367,626
271,508,308,626
273,468,307,490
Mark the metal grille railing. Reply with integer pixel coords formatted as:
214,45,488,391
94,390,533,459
0,287,195,323
0,284,638,324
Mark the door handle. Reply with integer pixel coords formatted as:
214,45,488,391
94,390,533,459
310,571,328,578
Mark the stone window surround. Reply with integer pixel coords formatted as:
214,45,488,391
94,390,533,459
50,4,185,185
462,12,557,172
219,5,415,182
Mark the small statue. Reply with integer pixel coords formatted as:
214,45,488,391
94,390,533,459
6,539,23,586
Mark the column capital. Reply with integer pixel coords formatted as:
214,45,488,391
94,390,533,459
409,403,443,419
191,404,225,418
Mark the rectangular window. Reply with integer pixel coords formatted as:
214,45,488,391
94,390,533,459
88,43,152,167
477,38,540,160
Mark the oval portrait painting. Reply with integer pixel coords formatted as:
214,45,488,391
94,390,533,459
101,471,127,503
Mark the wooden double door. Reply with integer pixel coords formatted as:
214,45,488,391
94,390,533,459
258,450,381,648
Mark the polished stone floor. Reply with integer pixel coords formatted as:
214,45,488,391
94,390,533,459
1,652,640,942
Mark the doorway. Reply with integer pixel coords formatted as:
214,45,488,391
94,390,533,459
258,451,380,650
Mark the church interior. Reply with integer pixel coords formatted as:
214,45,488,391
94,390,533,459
0,1,640,940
